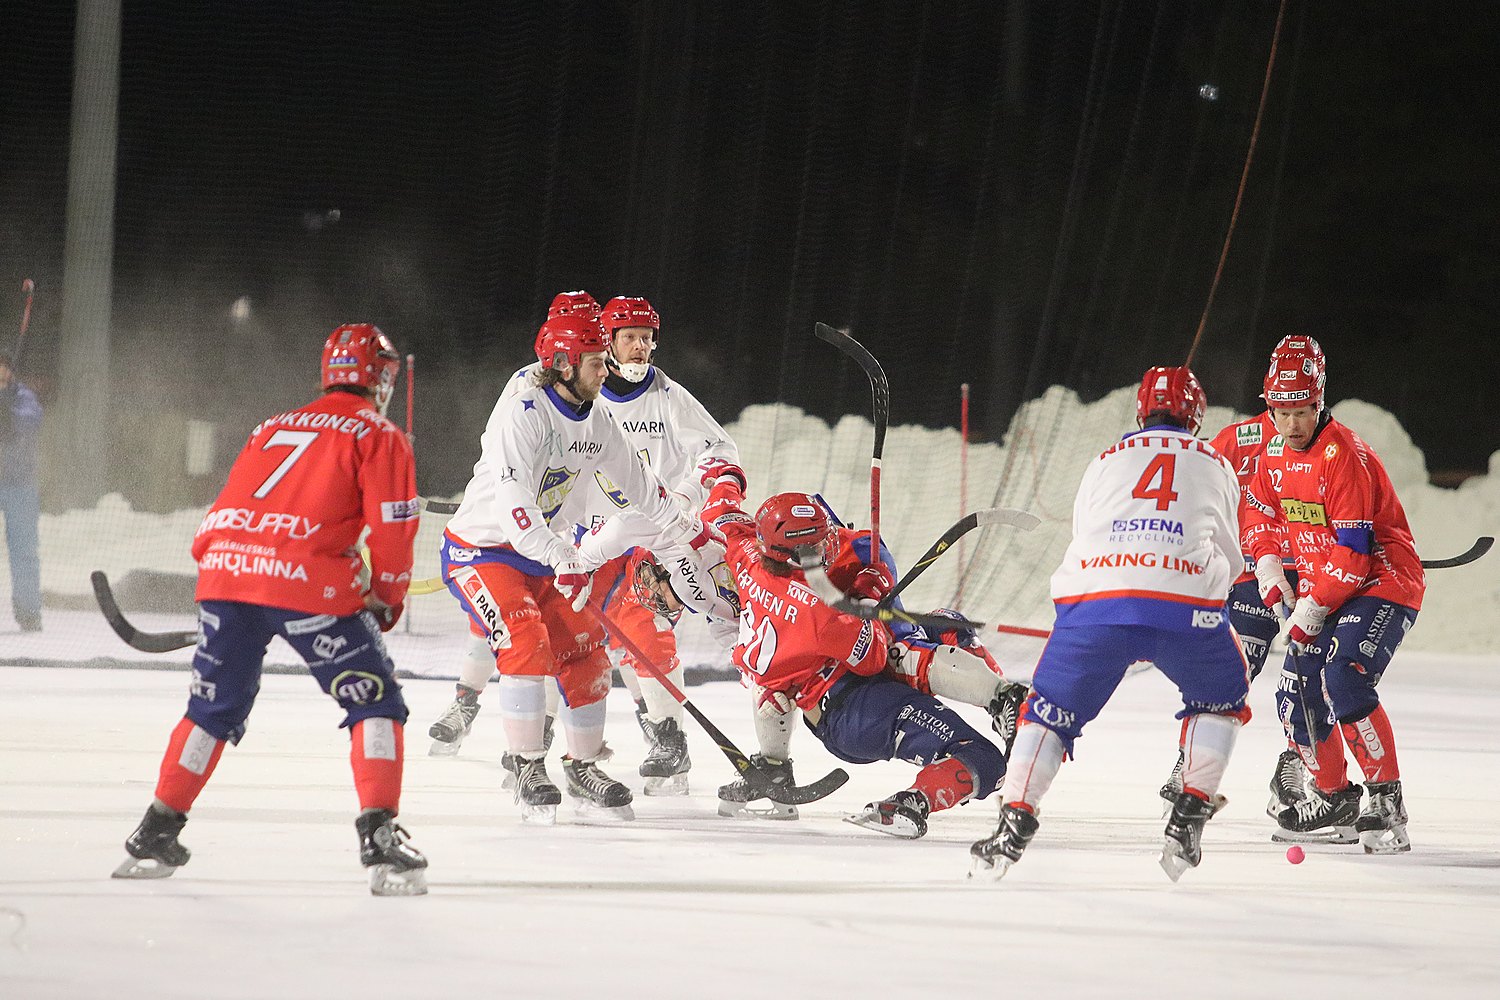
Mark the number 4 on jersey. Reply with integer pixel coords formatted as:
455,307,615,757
1132,454,1179,511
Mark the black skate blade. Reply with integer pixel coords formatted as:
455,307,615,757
842,807,925,840
1158,842,1196,883
642,774,690,796
717,799,799,820
112,856,178,880
967,852,1016,882
570,801,636,824
427,736,464,758
368,865,428,897
1270,826,1357,845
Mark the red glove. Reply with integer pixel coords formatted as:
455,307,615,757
847,563,895,604
697,457,747,492
364,595,404,633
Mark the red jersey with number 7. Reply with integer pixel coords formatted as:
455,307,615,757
1240,416,1423,612
192,390,419,615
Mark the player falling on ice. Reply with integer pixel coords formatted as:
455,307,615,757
971,366,1250,882
427,294,740,796
1243,336,1423,853
700,477,1012,838
114,324,429,896
437,309,714,823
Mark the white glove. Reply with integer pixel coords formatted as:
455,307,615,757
1255,554,1294,616
756,687,796,719
1286,596,1330,654
551,550,594,613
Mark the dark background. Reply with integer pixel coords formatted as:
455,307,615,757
2,0,1496,505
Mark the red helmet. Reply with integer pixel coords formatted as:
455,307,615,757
322,323,400,414
755,492,836,568
600,296,660,338
1135,365,1206,435
601,296,660,381
1262,335,1326,411
534,312,611,372
547,290,601,320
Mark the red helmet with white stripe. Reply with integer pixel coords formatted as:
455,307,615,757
1135,365,1206,435
535,313,611,372
601,296,660,382
1262,335,1326,412
755,492,837,568
547,290,601,320
321,323,401,415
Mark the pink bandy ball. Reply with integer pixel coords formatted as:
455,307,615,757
1286,845,1306,865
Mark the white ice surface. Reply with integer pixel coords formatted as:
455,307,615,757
2,653,1498,999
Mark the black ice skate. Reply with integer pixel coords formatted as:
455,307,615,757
639,717,691,796
986,680,1028,756
1272,782,1361,845
113,803,191,880
1267,748,1310,818
969,803,1040,881
563,755,635,822
513,754,562,825
1355,780,1410,855
717,754,799,820
634,699,658,746
355,808,428,897
843,789,930,839
427,684,481,757
1158,747,1185,816
1155,748,1227,819
1159,791,1216,882
500,715,555,791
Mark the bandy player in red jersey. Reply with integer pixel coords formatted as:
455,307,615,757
703,479,1009,839
114,324,428,896
1242,335,1424,853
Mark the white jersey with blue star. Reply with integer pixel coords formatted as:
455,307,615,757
446,382,697,569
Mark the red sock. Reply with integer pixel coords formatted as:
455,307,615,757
154,717,226,814
350,718,405,813
1342,705,1399,784
1307,729,1350,794
909,757,974,813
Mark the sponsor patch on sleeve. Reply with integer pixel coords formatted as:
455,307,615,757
381,498,422,523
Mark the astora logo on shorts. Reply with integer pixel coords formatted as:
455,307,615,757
452,566,511,652
312,633,349,661
332,670,385,706
199,550,309,580
1191,609,1223,629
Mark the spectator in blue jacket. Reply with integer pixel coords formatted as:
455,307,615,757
0,345,42,631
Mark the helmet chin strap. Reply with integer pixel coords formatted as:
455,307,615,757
608,345,652,383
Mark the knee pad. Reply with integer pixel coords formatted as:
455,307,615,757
1325,659,1380,724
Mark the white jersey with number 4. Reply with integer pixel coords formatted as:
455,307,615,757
446,382,696,569
1050,426,1241,632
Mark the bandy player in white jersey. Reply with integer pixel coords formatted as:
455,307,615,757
971,366,1249,883
428,293,742,797
437,309,711,823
